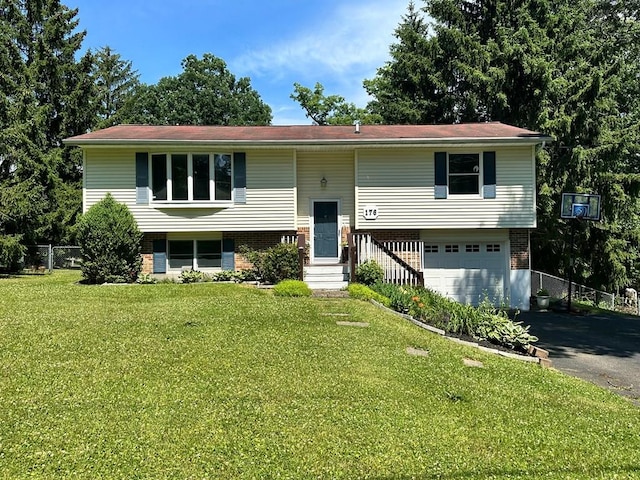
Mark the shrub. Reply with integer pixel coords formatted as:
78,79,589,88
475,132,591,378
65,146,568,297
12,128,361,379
136,273,158,284
75,194,143,284
273,279,312,297
0,234,25,273
355,260,384,286
239,243,300,284
179,269,208,284
347,283,391,307
371,282,413,312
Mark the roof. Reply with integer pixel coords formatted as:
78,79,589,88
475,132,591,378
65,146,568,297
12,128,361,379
64,123,552,147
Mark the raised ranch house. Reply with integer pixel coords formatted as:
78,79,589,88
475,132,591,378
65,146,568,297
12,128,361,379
65,123,551,311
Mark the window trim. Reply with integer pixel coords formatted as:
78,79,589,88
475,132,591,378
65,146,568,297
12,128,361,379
448,153,481,197
150,152,234,207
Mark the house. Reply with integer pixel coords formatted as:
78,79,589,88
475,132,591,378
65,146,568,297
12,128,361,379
65,122,551,310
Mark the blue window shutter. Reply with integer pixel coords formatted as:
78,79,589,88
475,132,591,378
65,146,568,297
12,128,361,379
222,239,235,271
233,152,246,204
483,151,496,199
152,239,167,274
434,152,447,199
136,152,149,204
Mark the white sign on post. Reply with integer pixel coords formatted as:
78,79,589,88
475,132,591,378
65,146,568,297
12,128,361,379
363,205,379,220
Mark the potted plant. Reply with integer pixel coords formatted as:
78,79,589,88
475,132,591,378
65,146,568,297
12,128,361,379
536,288,550,310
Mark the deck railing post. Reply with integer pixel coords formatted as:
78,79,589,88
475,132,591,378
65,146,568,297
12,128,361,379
348,233,357,283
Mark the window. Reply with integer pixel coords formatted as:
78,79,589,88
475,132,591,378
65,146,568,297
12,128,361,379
487,244,501,252
445,244,459,253
197,240,221,268
465,244,480,253
425,245,439,253
168,240,193,269
167,239,222,269
449,154,480,195
151,153,232,202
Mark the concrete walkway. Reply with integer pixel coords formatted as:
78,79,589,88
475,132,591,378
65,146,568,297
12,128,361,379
519,308,640,406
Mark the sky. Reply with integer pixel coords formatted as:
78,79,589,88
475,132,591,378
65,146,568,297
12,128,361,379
69,0,410,125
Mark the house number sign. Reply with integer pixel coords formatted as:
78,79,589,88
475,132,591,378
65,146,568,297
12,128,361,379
363,205,379,220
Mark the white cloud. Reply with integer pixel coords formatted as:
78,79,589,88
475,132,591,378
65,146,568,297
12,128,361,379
231,1,407,82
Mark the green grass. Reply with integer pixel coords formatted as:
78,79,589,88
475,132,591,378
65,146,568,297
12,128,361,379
1,271,640,479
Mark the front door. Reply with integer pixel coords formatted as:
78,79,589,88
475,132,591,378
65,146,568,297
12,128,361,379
313,201,338,259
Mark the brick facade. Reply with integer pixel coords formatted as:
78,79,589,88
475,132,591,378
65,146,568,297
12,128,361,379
223,231,296,270
509,229,530,270
141,233,166,274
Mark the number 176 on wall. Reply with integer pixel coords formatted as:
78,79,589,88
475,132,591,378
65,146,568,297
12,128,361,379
363,205,379,220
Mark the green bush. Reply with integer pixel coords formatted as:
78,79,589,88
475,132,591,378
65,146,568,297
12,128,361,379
179,270,208,284
347,283,391,307
0,234,25,273
355,260,384,286
240,243,300,284
136,273,157,284
273,279,312,297
75,194,143,284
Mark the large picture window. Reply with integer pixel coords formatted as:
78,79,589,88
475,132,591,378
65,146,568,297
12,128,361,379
151,153,232,202
448,154,480,195
167,239,222,269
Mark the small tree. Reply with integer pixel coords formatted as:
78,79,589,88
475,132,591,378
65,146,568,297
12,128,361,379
76,194,143,283
0,234,26,273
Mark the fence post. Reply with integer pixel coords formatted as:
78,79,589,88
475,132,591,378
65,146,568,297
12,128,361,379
48,244,53,272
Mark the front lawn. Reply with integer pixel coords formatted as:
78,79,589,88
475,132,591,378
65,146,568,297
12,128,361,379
1,272,639,479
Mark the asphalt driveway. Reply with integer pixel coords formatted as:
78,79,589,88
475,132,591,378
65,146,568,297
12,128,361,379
519,308,640,406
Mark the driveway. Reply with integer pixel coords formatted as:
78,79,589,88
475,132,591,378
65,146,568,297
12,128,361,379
519,308,640,406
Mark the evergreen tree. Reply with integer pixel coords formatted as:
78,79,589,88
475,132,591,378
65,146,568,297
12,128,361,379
121,53,272,126
366,0,640,291
92,46,140,129
0,0,95,247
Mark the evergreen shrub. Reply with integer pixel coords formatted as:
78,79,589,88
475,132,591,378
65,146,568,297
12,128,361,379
75,194,143,284
0,235,26,273
355,260,384,285
239,243,300,284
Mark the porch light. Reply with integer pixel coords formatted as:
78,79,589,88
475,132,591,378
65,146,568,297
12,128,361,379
320,176,328,188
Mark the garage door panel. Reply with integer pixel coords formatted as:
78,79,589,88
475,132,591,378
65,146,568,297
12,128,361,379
424,242,506,305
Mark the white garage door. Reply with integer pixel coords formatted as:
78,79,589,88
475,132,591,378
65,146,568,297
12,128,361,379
423,242,506,305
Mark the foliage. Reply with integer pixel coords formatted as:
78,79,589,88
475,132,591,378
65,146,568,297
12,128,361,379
355,260,384,286
239,243,301,285
366,0,640,292
0,0,96,246
121,54,272,126
290,82,382,125
91,46,140,129
273,279,312,297
2,272,640,478
0,235,25,273
371,282,538,350
536,288,550,297
210,270,256,282
347,283,391,307
75,194,143,284
179,269,209,284
136,273,158,284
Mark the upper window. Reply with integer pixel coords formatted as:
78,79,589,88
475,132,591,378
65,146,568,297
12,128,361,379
449,154,480,195
151,153,232,202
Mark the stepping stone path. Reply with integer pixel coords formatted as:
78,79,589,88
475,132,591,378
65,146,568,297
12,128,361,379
463,358,484,368
336,321,370,327
406,347,429,357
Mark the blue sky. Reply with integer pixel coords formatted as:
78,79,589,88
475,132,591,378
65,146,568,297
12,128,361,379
70,0,410,125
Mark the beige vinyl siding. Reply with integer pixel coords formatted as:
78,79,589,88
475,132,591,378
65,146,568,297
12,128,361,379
356,146,535,230
296,151,355,229
84,148,296,232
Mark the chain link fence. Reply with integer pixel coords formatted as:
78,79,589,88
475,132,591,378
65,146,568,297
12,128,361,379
531,270,615,309
25,245,82,272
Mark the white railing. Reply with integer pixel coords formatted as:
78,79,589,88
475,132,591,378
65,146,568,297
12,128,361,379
352,233,424,286
280,234,298,245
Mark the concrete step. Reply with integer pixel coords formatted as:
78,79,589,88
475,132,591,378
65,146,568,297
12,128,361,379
304,264,349,290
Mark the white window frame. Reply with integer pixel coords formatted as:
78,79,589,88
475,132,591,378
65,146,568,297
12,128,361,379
448,153,481,197
151,152,233,207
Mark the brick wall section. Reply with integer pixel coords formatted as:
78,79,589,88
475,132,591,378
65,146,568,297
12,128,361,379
509,229,530,270
141,233,166,274
224,231,296,270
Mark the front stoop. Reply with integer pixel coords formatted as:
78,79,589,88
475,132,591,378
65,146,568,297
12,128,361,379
304,264,349,290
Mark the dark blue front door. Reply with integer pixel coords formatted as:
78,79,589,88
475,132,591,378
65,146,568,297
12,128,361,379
314,202,338,258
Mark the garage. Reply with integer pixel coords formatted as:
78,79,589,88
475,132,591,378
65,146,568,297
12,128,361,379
423,241,507,305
